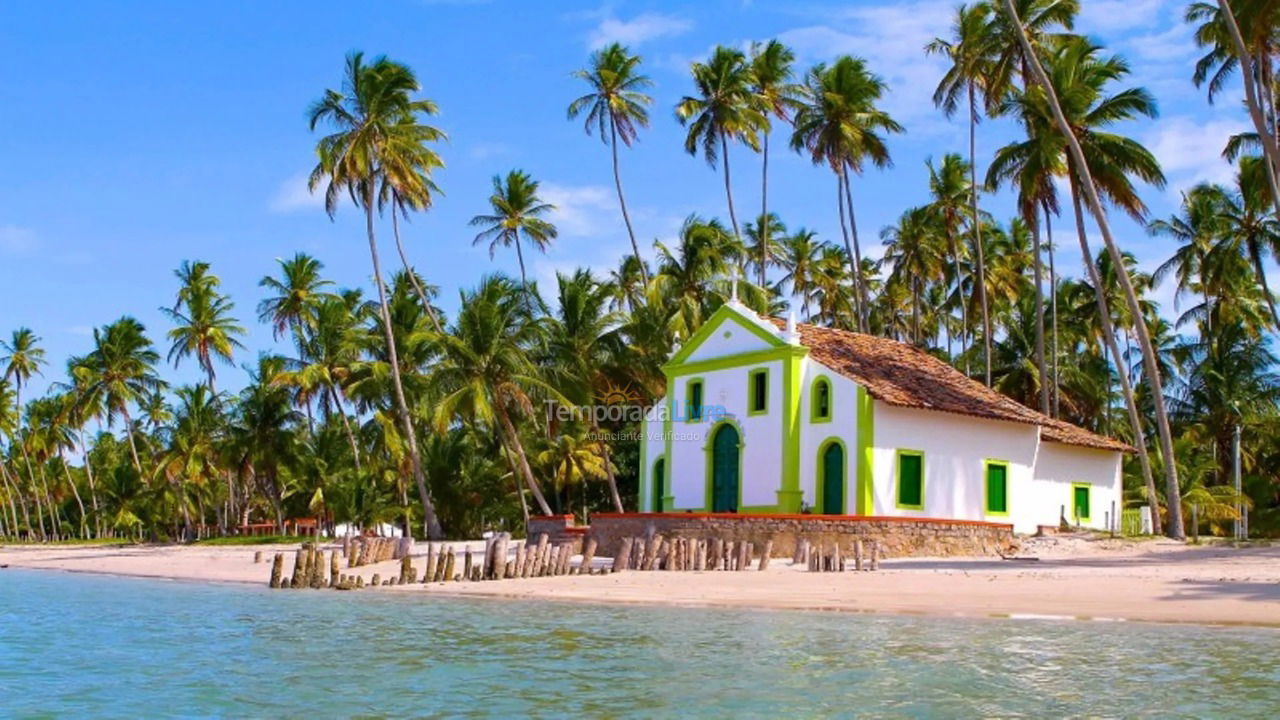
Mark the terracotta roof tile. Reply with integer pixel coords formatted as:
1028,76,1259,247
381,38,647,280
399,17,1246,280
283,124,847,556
770,318,1132,453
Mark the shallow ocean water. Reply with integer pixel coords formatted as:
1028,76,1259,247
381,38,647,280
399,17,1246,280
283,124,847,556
1,569,1277,718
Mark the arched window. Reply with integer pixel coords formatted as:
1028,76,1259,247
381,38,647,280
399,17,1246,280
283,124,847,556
811,377,832,422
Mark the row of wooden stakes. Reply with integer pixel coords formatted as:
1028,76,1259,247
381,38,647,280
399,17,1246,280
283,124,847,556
795,538,882,572
610,535,776,572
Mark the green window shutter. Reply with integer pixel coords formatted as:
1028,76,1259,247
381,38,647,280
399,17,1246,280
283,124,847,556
688,381,703,421
748,369,767,414
986,463,1008,514
653,458,665,512
817,381,830,419
897,452,923,508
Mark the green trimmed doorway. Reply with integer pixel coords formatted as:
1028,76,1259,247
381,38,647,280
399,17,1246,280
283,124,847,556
710,424,740,512
821,442,844,515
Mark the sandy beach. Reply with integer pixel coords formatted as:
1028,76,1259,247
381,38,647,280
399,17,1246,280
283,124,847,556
4,536,1278,627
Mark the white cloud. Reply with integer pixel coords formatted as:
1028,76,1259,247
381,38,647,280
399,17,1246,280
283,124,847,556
0,225,39,254
540,182,617,237
587,13,692,49
777,1,953,133
269,173,325,213
1142,115,1246,194
467,141,510,160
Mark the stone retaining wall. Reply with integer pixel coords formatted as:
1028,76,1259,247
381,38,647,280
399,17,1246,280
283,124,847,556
586,512,1015,559
526,515,586,554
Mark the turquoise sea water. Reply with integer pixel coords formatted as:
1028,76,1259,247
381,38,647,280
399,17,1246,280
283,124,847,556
1,570,1278,718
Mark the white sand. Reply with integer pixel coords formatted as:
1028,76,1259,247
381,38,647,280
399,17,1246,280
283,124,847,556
4,536,1278,627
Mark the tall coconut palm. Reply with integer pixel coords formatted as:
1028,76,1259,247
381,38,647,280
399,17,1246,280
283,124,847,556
71,317,162,474
1150,185,1228,331
927,2,996,383
749,39,800,287
1221,156,1280,329
568,42,654,285
778,228,823,319
649,216,735,340
307,50,443,539
162,261,245,392
1,328,45,407
791,56,903,332
882,206,944,345
470,169,558,300
544,270,626,512
675,45,765,242
999,0,1185,538
430,275,564,518
927,154,976,369
258,253,336,346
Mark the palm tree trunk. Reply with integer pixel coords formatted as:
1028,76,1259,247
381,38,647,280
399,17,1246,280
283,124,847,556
494,403,553,516
590,415,624,513
947,221,968,372
363,188,443,540
0,461,24,538
835,172,860,328
59,453,87,539
37,461,60,541
1043,200,1060,417
610,117,648,286
760,131,771,288
79,431,101,539
1070,179,1162,534
19,442,47,541
120,408,143,474
1003,0,1184,538
840,167,870,332
390,206,445,334
513,235,534,313
328,385,362,471
1031,208,1049,415
720,133,742,241
1218,0,1280,214
1246,239,1280,329
970,85,993,386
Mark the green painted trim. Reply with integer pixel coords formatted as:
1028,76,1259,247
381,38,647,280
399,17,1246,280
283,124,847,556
747,367,770,416
855,386,875,514
741,504,781,514
983,459,1010,517
662,385,674,512
651,456,666,512
667,305,787,366
683,376,705,424
809,375,833,424
776,350,804,512
637,411,649,512
703,417,745,513
1071,482,1092,521
814,437,849,515
663,344,808,377
894,449,925,511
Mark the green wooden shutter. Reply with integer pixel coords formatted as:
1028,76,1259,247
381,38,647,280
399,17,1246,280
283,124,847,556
711,425,739,512
822,443,844,514
1073,485,1090,520
986,463,1008,514
898,454,922,508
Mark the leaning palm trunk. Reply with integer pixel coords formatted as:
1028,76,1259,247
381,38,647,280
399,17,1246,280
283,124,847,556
840,167,870,331
59,453,87,539
590,415,625,513
37,462,61,541
79,431,101,538
835,173,860,327
720,133,743,241
1218,0,1280,218
1071,176,1162,534
363,185,443,540
610,117,648,286
1031,210,1049,414
328,385,362,471
1044,201,1059,417
946,226,968,372
970,85,993,386
1002,0,1184,538
760,131,771,288
0,462,24,538
390,207,444,334
494,403,553,516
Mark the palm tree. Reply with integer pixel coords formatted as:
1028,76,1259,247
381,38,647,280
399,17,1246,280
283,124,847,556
881,206,943,345
568,42,654,285
308,51,442,539
928,2,996,384
71,317,162,474
544,269,626,512
675,45,765,242
649,215,735,341
778,228,823,319
1150,185,1228,331
791,56,903,332
1221,157,1280,329
470,169,558,300
258,253,336,346
998,0,1185,538
743,212,786,287
162,261,245,392
1,328,45,408
430,275,564,519
749,39,800,287
927,154,975,369
158,385,225,540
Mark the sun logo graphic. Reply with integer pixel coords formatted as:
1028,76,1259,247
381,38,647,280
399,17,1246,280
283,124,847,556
597,379,639,408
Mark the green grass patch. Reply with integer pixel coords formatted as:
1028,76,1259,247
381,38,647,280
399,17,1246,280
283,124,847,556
194,535,316,546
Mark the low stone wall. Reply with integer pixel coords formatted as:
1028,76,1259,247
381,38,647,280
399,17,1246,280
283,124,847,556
586,512,1015,559
526,515,586,554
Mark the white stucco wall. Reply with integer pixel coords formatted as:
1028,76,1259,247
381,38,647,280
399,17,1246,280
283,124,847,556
666,359,785,510
682,313,779,363
1029,442,1123,532
639,399,666,512
871,405,1040,530
797,358,861,513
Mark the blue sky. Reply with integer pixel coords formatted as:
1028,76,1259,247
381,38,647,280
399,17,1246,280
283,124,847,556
0,0,1256,397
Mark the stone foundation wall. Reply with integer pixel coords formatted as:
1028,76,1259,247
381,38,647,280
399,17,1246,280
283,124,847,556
526,515,586,554
586,513,1015,559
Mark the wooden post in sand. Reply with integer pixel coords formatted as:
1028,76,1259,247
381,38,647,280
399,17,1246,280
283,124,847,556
869,540,880,571
463,549,473,581
579,538,597,575
758,540,773,570
493,533,510,580
854,540,863,571
269,553,284,588
289,549,305,587
329,551,340,587
443,548,457,581
254,551,263,564
613,537,633,572
424,545,437,583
